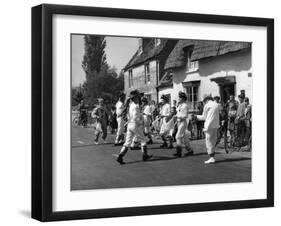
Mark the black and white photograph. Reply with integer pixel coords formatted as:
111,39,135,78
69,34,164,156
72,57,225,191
71,34,252,190
0,0,278,224
29,2,274,222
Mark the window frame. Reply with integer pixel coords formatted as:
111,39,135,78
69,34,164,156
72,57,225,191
144,63,151,84
187,60,199,73
183,81,200,111
155,38,161,46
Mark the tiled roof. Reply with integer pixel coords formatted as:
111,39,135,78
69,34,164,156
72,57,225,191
123,39,172,70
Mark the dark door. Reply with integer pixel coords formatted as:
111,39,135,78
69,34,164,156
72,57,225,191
220,83,235,104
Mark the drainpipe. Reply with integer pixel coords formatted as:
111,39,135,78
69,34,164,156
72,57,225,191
156,60,159,104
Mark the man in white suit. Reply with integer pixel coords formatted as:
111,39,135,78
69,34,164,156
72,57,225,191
173,92,194,157
116,90,152,164
159,95,173,148
196,94,220,164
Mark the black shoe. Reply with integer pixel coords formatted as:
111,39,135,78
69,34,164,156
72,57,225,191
173,152,182,157
114,142,124,146
116,155,125,165
160,143,168,148
173,146,182,157
143,154,153,161
147,139,153,145
184,151,194,156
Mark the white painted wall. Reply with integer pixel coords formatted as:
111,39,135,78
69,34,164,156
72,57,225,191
171,49,252,103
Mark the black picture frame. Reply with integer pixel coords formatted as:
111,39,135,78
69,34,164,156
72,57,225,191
32,3,274,222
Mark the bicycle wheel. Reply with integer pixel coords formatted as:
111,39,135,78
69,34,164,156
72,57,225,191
243,135,251,152
223,132,229,153
72,117,79,127
226,132,239,154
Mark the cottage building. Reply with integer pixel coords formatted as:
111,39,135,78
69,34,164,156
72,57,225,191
161,40,252,111
123,38,177,103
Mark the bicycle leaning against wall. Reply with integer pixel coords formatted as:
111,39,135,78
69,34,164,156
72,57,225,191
215,100,252,154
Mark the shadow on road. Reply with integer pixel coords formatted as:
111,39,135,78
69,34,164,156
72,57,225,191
215,157,251,163
122,152,248,165
72,142,115,148
72,144,96,148
123,153,209,165
124,155,177,164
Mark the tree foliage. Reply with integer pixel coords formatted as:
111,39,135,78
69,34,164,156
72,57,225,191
82,65,124,106
82,35,107,76
80,35,124,107
72,88,84,107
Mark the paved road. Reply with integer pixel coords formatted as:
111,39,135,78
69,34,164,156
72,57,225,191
71,126,251,190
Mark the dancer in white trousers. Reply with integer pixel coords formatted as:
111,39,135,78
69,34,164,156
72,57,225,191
114,93,126,146
159,95,174,148
116,90,152,164
173,92,194,157
196,94,220,164
141,97,153,144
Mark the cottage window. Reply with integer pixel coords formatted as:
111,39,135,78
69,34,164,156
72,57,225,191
187,61,199,73
129,70,133,88
145,63,150,84
186,50,192,69
155,38,161,46
183,45,198,73
186,86,198,110
182,81,200,111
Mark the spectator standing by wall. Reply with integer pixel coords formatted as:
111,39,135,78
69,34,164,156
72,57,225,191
196,94,220,164
78,99,88,127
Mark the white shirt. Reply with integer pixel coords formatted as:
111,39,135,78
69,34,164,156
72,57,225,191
150,104,156,113
115,101,124,117
197,100,220,131
128,102,143,124
176,102,189,119
143,105,152,116
161,103,171,117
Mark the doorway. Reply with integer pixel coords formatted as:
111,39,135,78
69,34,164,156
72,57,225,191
220,83,235,104
210,76,236,105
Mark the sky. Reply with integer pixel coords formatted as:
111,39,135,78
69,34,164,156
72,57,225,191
71,34,139,87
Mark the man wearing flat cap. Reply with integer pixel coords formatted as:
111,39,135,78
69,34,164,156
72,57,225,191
173,91,194,157
116,90,152,164
196,94,220,164
91,98,109,144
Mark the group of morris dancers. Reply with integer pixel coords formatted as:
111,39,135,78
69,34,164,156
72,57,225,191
88,86,232,166
113,89,220,165
91,89,220,165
